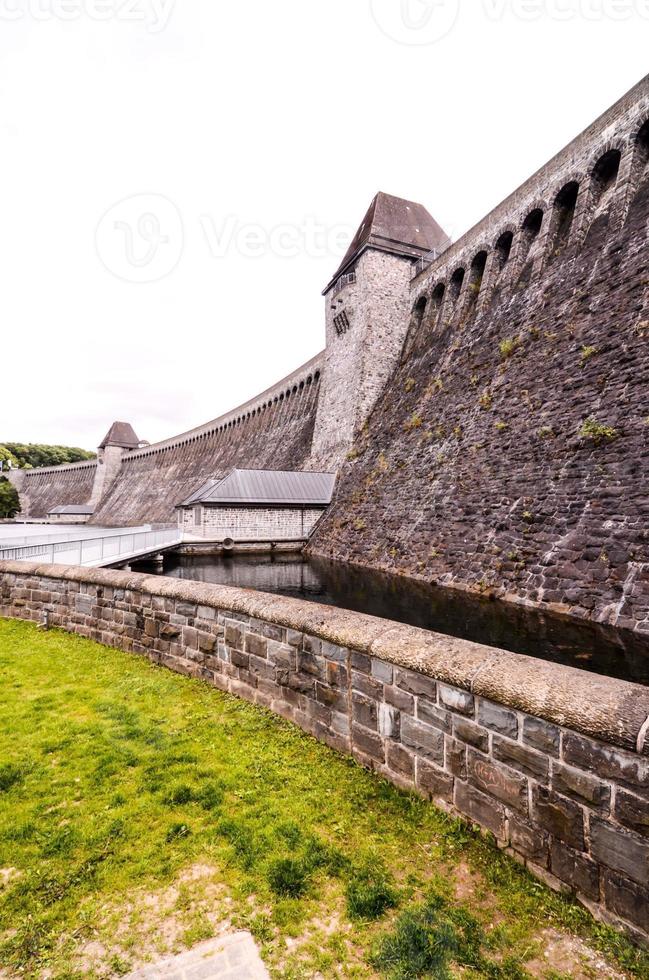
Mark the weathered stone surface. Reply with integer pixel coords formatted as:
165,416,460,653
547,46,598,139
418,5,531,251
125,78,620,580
454,781,506,838
492,736,549,781
400,716,444,764
523,717,561,757
467,750,528,813
551,762,611,811
603,871,649,932
477,700,519,739
416,760,454,802
532,786,585,850
550,841,600,900
614,788,649,837
590,819,649,886
563,734,649,795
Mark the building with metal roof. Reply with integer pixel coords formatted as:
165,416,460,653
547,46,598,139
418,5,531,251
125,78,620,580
177,469,336,543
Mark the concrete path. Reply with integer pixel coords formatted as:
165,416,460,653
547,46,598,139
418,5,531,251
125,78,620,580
124,933,269,979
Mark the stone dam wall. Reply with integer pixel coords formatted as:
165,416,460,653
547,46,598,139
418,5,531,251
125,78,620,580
2,561,649,943
310,77,649,634
9,459,98,521
13,356,323,526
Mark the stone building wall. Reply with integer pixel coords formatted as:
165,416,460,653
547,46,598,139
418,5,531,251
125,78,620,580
309,75,649,634
1,560,649,942
311,250,415,470
181,505,325,541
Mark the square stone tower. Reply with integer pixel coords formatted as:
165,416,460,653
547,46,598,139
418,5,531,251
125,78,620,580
311,192,449,469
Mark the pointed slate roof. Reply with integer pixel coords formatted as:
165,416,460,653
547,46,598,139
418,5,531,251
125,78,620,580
179,469,336,508
99,421,141,450
324,192,450,293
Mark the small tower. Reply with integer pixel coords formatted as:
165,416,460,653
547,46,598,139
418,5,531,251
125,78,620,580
89,421,142,509
311,192,449,468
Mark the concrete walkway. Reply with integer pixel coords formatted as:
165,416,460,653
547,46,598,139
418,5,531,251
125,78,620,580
124,933,269,979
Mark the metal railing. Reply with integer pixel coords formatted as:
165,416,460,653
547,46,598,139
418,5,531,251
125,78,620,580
0,527,183,568
411,241,453,279
0,525,155,550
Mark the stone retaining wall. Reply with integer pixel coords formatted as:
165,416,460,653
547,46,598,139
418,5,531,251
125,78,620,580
2,561,649,943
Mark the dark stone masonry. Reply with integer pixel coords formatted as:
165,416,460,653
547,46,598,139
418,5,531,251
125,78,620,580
2,561,649,943
310,76,649,635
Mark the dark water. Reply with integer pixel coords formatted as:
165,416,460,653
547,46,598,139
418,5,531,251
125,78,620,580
141,552,649,685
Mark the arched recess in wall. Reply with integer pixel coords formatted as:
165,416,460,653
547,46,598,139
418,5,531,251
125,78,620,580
447,267,465,322
584,147,622,247
466,250,488,313
591,148,622,209
516,208,544,288
489,229,514,305
548,181,580,259
401,295,427,363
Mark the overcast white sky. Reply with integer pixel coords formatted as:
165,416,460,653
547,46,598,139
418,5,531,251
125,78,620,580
0,0,647,450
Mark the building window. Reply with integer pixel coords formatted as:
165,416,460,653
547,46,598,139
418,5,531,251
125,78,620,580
193,505,202,525
333,309,351,335
550,181,579,254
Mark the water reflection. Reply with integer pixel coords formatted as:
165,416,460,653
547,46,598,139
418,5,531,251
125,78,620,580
151,552,649,685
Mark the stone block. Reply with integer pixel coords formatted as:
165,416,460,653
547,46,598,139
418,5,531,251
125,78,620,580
551,761,610,811
614,788,649,837
387,741,415,778
350,651,371,673
395,668,437,700
198,633,217,654
326,661,348,689
378,703,400,739
371,658,393,684
230,649,250,670
315,682,347,713
352,692,378,731
401,716,444,764
532,786,585,850
590,818,649,886
224,621,244,649
299,652,327,681
445,737,467,779
562,733,649,794
384,685,415,713
550,840,600,900
467,750,528,813
416,700,452,733
477,700,519,738
492,736,549,781
321,640,348,663
522,717,560,757
352,724,385,763
244,633,268,659
454,780,507,839
453,718,490,753
439,684,474,717
416,760,454,802
603,871,649,932
351,670,383,699
508,812,549,867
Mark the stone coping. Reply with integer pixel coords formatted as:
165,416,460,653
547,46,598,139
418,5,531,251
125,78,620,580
2,560,649,755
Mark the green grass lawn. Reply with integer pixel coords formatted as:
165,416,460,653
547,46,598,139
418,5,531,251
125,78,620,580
0,618,648,980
